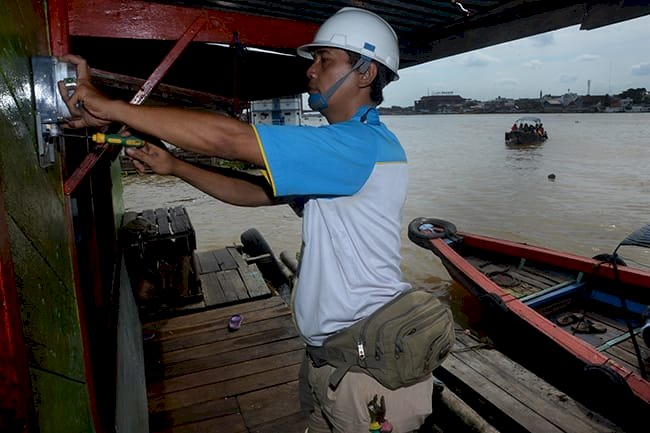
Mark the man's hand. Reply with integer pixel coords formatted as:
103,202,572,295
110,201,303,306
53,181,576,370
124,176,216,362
58,54,114,129
126,143,177,176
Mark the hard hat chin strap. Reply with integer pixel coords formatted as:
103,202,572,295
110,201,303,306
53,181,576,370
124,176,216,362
308,57,371,112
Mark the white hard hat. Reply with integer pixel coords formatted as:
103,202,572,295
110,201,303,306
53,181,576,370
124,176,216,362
297,7,400,80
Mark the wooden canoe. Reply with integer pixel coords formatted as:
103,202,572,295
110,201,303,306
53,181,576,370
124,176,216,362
409,217,650,431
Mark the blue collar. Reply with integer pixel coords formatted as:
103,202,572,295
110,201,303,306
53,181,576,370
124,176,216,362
352,106,379,125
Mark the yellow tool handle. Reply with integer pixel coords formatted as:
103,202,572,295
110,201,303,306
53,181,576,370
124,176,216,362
91,133,145,148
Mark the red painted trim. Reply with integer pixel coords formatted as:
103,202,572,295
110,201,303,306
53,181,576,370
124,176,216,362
0,185,31,430
429,236,650,404
64,146,110,195
68,0,318,49
463,233,650,286
48,0,70,55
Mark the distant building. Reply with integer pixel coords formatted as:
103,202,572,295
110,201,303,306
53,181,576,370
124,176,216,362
414,94,466,113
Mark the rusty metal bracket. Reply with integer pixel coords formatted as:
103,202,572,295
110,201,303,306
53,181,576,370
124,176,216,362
63,15,207,195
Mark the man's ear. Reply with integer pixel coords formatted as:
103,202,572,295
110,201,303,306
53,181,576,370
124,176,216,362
358,62,377,88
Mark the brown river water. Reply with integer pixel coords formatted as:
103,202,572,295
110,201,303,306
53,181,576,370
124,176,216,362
123,112,650,325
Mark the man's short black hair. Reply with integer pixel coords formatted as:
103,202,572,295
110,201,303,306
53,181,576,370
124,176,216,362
347,51,395,105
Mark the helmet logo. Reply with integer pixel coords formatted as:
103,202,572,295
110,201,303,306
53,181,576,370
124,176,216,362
359,42,375,73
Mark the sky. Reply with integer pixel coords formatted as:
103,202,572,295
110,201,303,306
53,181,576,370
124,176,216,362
382,14,650,107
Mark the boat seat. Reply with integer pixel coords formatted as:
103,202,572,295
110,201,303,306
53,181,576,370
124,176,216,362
520,279,587,308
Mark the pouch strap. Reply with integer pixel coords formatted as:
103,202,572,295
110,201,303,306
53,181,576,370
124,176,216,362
306,344,384,388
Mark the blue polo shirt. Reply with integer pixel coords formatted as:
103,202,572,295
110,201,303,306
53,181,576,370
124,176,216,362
252,106,412,346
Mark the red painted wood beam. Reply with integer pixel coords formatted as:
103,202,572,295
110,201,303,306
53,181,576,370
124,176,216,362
0,189,31,431
68,0,318,49
48,0,70,55
90,68,235,107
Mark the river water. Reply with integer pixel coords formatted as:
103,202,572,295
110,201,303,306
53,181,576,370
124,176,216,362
123,112,650,323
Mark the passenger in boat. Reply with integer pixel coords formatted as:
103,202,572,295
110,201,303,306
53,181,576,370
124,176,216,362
60,7,436,433
511,123,518,131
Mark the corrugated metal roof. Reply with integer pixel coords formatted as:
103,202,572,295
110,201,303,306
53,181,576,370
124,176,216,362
146,0,650,66
68,0,650,107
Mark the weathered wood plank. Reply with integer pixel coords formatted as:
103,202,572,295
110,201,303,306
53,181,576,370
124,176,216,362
156,208,171,235
240,266,272,298
217,269,249,301
441,356,559,433
213,248,238,270
162,338,305,379
194,251,221,274
439,333,621,433
251,410,311,433
149,348,303,396
144,296,285,334
160,326,300,365
150,364,300,413
227,246,249,268
154,312,294,353
170,206,189,234
149,397,239,431
153,413,247,433
199,272,228,306
239,381,304,429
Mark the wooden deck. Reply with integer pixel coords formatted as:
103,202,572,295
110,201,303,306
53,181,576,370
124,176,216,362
142,293,622,433
436,331,622,433
143,295,307,433
193,247,272,307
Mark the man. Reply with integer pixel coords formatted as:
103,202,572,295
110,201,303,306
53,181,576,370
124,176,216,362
61,7,433,432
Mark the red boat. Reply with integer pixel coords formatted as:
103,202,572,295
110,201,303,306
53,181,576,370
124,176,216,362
409,218,650,430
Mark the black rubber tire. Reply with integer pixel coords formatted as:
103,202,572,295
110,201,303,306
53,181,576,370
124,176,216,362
408,217,458,250
240,228,289,289
240,228,274,257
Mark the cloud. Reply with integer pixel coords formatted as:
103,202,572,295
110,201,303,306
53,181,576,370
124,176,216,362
630,62,650,76
530,33,555,47
495,78,518,88
523,59,542,69
460,52,500,67
559,74,578,83
575,54,600,62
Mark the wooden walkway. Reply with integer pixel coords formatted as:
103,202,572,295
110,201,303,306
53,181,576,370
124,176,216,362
142,293,621,433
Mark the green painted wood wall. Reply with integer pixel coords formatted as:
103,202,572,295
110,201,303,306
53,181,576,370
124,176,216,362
0,1,115,431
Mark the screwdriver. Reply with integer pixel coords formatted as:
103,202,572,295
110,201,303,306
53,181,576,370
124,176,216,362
91,133,145,147
59,132,145,148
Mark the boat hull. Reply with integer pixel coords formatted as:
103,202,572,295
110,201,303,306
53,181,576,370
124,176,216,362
505,130,548,145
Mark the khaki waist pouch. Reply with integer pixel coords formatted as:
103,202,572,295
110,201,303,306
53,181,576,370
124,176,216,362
306,285,455,390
